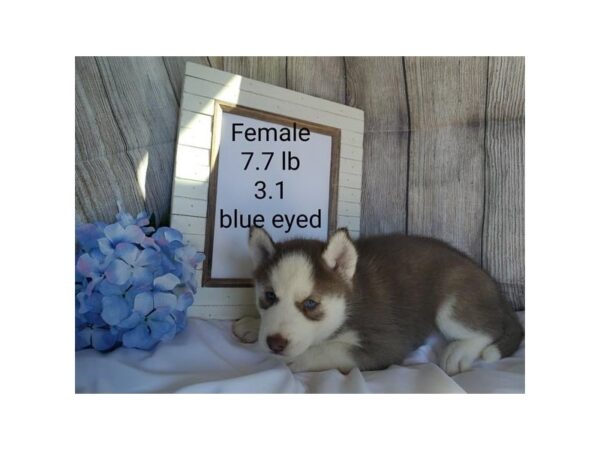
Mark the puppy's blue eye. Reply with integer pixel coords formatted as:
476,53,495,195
265,291,278,305
302,299,319,311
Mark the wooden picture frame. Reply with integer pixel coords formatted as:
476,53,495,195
202,102,341,288
170,62,364,319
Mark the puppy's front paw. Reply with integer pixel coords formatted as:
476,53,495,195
287,357,311,373
232,316,260,343
287,354,353,374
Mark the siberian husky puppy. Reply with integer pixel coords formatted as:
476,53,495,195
233,227,523,375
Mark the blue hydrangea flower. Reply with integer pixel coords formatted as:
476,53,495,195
75,206,204,351
97,222,147,256
115,205,155,235
104,243,161,287
76,222,106,253
174,245,204,293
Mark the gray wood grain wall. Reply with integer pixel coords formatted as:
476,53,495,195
75,56,525,309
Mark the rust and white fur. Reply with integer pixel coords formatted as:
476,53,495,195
233,228,523,375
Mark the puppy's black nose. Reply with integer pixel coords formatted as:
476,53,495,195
266,334,288,354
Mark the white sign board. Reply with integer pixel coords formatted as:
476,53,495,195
170,62,364,319
211,111,333,279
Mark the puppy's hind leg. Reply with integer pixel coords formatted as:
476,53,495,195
436,297,495,375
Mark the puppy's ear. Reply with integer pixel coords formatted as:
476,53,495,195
248,227,275,268
322,228,357,283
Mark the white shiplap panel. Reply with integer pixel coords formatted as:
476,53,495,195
348,229,360,239
338,186,361,203
183,76,364,134
192,295,256,307
193,285,255,305
176,144,210,167
337,215,360,231
183,76,235,102
341,131,363,147
179,110,213,131
178,127,212,149
175,163,210,182
181,93,215,116
192,277,256,307
171,215,206,235
341,144,363,162
188,304,258,320
340,158,362,176
185,62,364,121
171,197,208,218
338,172,362,189
172,178,209,200
182,233,205,251
174,145,210,180
338,200,360,217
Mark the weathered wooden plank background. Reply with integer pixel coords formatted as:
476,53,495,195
75,56,525,309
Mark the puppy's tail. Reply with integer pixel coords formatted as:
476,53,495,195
482,310,524,363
